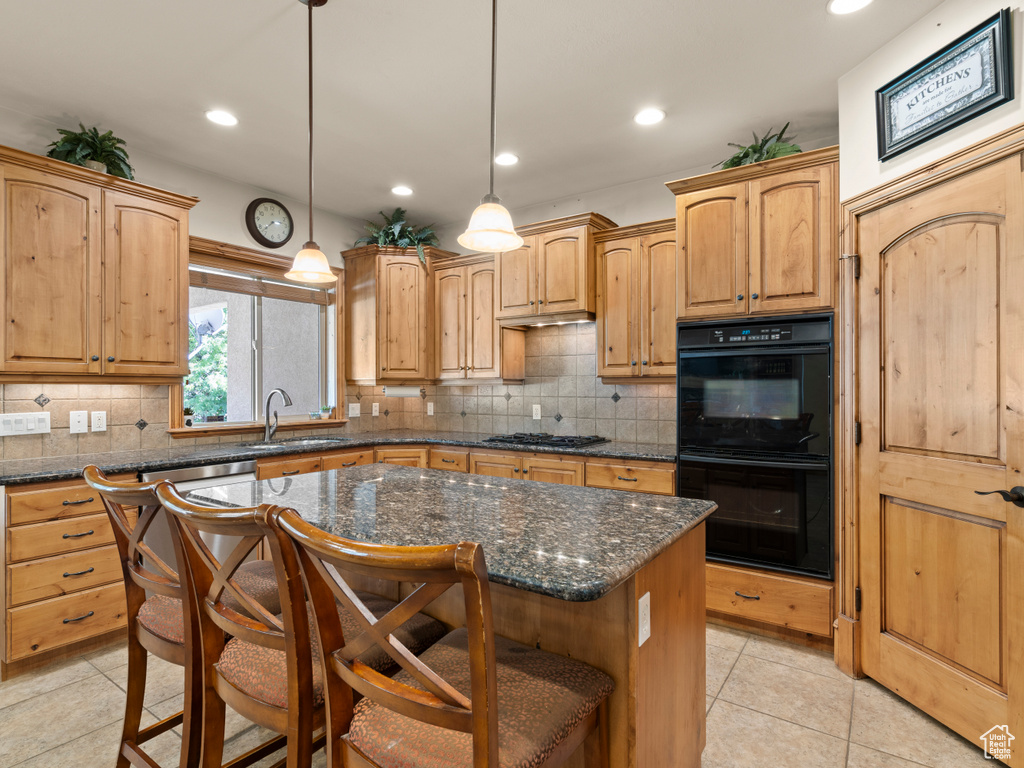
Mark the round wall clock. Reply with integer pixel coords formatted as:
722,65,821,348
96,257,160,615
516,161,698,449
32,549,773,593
245,198,294,249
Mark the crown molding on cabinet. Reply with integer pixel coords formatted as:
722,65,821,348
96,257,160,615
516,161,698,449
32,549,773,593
665,145,839,195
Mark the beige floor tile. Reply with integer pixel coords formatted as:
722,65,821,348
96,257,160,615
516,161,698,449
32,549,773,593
718,655,854,738
148,693,255,742
707,696,715,713
847,743,933,767
222,724,287,767
0,657,99,710
707,644,740,697
850,679,990,767
0,674,125,767
706,622,750,652
105,653,185,707
13,711,180,768
83,640,129,671
743,634,849,681
702,700,848,768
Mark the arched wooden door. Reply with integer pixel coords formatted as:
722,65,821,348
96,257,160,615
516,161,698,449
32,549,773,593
855,155,1024,760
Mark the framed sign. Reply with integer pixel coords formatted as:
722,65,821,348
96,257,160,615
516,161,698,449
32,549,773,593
876,8,1013,161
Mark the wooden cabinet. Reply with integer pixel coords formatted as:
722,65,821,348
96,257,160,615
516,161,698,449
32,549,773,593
469,452,522,479
496,213,617,323
433,254,525,383
429,448,469,472
668,146,837,319
256,456,322,480
522,456,584,486
595,220,676,379
321,449,373,470
374,447,428,467
706,563,834,637
0,145,195,379
585,459,676,496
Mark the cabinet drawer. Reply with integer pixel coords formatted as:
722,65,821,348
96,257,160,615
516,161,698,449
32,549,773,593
7,513,116,563
523,457,584,486
8,545,122,607
374,448,428,468
7,484,105,526
585,463,676,495
429,449,469,472
256,457,322,480
706,563,834,636
321,450,374,470
7,582,127,661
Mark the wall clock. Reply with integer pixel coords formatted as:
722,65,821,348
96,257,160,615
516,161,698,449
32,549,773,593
245,198,294,249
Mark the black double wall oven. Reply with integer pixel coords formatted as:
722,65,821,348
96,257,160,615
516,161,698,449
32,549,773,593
676,314,833,579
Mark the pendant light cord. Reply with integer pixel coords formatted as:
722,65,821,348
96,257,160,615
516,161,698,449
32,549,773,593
308,0,315,243
488,0,497,199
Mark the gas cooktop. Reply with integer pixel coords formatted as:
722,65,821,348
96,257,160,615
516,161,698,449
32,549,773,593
483,433,609,448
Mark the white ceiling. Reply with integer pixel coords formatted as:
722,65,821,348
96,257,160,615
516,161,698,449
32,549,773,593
1,0,944,226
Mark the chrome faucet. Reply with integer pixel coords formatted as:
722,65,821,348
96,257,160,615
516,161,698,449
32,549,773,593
263,388,293,442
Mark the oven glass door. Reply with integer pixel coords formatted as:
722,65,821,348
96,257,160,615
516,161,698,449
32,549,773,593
678,347,830,457
677,456,832,577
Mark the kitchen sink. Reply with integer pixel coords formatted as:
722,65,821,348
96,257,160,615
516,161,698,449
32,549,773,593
244,437,350,450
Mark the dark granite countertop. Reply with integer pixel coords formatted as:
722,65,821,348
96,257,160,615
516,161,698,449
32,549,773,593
0,430,675,486
188,464,714,602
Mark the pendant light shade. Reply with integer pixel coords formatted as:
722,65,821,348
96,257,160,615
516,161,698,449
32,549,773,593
286,0,335,284
458,195,524,253
459,0,521,254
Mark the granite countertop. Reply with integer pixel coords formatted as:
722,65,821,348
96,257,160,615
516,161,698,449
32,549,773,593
188,463,714,602
0,430,676,486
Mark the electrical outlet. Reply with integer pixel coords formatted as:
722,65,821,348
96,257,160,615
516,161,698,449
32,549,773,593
91,411,107,432
532,404,542,420
70,410,89,434
427,402,434,416
638,592,651,647
347,403,361,418
372,402,380,417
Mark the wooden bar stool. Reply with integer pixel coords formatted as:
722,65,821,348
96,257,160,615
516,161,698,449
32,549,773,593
269,506,615,768
156,483,447,768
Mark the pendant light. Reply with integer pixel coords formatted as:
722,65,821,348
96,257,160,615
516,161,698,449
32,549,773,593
285,0,335,284
457,0,524,254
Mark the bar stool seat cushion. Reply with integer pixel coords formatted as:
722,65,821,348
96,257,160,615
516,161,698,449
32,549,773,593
347,628,615,768
215,592,446,709
136,560,284,645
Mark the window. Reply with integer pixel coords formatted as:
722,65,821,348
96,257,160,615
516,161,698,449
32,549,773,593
184,265,332,425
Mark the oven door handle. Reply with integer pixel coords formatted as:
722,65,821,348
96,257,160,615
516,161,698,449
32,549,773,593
678,345,829,360
676,454,828,471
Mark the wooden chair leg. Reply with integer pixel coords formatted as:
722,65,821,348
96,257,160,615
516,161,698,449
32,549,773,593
118,633,149,768
178,664,203,768
200,684,227,768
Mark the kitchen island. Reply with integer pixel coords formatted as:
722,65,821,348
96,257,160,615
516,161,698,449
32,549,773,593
192,463,716,768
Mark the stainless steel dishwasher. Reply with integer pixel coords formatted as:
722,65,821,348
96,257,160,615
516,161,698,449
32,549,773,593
140,460,258,565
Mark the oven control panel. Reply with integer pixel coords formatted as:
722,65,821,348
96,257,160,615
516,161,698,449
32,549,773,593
677,316,832,350
710,325,793,344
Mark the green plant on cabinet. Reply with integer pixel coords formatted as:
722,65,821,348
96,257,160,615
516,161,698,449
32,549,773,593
354,207,439,263
45,123,135,179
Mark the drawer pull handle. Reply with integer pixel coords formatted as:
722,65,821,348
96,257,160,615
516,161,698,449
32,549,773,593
735,591,760,600
340,461,357,467
441,458,456,464
617,476,638,482
63,497,95,506
64,567,95,578
63,530,95,539
281,470,301,476
63,611,95,624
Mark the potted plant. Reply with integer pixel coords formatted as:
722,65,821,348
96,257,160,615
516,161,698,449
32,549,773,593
354,208,439,263
716,123,801,169
45,123,135,179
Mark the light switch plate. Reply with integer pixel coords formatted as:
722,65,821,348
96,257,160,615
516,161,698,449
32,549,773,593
91,411,107,432
70,410,88,434
348,403,361,418
0,412,50,436
638,592,651,647
532,404,542,420
427,402,434,416
372,402,380,417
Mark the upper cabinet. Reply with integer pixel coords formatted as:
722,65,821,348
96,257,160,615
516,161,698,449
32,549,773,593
0,145,195,379
496,213,617,324
668,146,837,319
595,220,677,379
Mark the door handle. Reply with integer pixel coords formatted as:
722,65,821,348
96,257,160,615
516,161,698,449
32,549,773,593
975,487,1024,508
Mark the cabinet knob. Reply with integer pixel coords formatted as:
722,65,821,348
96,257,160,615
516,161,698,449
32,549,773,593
91,355,99,362
513,467,520,473
538,300,544,304
751,293,759,299
523,469,528,474
642,360,648,366
736,294,744,301
631,360,637,366
529,301,535,305
107,356,115,362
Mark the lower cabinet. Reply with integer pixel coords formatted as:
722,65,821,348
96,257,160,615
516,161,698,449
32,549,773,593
706,562,834,637
585,459,676,495
256,456,322,480
522,456,584,486
321,449,374,470
469,452,522,479
429,448,469,472
374,447,428,467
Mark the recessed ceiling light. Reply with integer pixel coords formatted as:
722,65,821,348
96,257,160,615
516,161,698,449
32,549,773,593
391,185,413,196
634,108,666,126
495,152,519,166
205,110,238,126
827,0,873,14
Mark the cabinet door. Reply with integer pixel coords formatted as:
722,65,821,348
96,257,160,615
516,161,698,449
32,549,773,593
639,231,677,376
496,236,537,318
1,166,103,374
434,266,465,380
469,452,522,479
377,255,429,379
596,237,638,378
257,456,322,480
537,226,589,314
676,184,747,318
429,448,469,472
748,164,834,314
102,191,188,375
374,447,428,467
466,262,501,379
321,450,373,470
522,457,584,486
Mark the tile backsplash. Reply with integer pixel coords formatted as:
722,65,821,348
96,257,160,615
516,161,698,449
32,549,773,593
0,322,676,461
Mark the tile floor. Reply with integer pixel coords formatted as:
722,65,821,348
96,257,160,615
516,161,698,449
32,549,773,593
0,624,993,767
